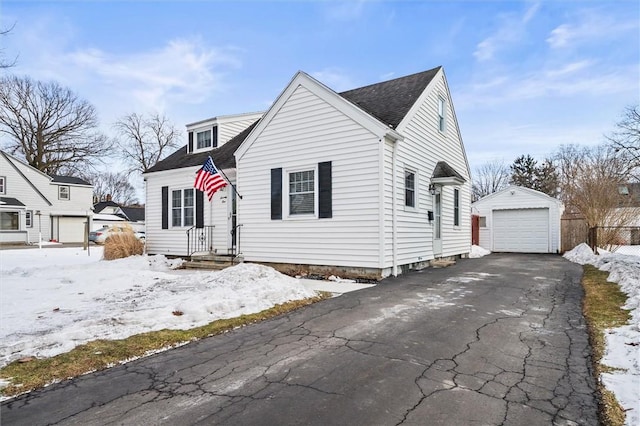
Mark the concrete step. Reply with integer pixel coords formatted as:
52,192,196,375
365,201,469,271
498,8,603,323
183,260,235,271
191,254,243,263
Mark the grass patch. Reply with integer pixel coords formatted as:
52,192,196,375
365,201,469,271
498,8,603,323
581,265,631,426
0,293,330,398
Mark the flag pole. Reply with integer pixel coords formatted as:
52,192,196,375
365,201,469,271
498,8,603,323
211,158,243,200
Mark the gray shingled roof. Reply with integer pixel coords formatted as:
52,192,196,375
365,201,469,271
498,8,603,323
339,66,441,128
0,196,25,207
147,67,441,174
51,175,92,186
145,120,260,174
432,161,466,182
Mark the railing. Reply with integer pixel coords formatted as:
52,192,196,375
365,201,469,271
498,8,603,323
588,226,640,256
187,226,214,257
231,224,243,257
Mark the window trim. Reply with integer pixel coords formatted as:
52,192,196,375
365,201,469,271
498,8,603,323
0,176,5,195
453,188,460,227
58,185,70,200
285,166,317,218
437,96,446,133
196,129,212,149
26,210,33,228
404,169,417,210
0,211,20,230
171,188,195,228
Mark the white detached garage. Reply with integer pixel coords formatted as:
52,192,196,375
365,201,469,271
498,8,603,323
472,186,563,253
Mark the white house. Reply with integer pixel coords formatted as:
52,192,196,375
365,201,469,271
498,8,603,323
145,66,471,278
472,186,563,253
0,151,93,244
92,200,145,232
143,112,263,256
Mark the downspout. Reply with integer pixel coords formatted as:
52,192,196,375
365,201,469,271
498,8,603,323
391,138,398,277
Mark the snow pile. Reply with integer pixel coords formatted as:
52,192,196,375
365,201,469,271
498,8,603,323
469,245,491,258
0,248,316,368
563,243,640,425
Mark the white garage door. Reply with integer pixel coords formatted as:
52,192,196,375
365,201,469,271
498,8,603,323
493,208,549,253
58,217,86,243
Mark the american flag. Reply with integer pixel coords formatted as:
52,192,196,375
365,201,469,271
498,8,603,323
194,156,227,201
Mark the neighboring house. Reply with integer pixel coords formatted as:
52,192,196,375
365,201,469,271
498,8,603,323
472,186,563,254
145,67,471,278
0,151,93,244
616,182,640,227
92,199,145,232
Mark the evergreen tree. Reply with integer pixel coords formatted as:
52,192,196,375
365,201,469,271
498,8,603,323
510,155,538,188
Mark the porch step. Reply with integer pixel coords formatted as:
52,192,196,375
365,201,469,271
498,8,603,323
183,254,243,271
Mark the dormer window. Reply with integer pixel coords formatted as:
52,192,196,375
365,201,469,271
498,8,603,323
197,130,212,149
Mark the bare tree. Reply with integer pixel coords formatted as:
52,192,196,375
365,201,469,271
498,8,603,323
606,105,640,179
471,159,510,201
1,24,18,69
90,171,138,205
554,144,635,248
114,113,180,173
0,75,108,175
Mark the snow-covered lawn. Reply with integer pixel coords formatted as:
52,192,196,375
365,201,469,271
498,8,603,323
564,244,640,426
0,247,316,369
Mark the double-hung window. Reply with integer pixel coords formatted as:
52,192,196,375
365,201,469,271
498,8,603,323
26,210,33,228
196,130,212,149
0,176,5,194
438,97,446,132
454,188,460,226
0,211,19,230
59,185,70,200
289,170,315,215
405,170,416,208
171,189,195,227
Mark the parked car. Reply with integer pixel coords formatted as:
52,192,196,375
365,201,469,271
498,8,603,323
89,225,145,244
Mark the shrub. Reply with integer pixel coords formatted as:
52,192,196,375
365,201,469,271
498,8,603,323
103,232,144,260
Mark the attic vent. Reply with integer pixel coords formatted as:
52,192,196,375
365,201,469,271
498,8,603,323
618,185,629,195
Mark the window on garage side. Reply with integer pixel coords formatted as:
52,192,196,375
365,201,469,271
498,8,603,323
0,211,19,230
59,185,70,200
479,216,487,227
454,188,460,226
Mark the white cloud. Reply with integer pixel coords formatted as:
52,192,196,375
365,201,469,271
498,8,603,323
547,10,639,49
473,2,540,62
323,0,367,21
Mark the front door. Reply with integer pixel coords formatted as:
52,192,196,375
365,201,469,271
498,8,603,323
433,191,442,257
228,191,237,253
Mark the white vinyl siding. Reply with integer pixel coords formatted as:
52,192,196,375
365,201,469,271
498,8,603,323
237,84,382,268
472,186,562,253
145,167,232,256
389,70,471,265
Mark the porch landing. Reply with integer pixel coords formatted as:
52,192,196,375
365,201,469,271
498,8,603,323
183,253,243,271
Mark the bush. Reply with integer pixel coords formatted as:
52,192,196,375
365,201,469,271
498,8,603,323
103,232,144,260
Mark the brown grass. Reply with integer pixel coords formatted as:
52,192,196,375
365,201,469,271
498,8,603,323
581,265,631,426
0,293,331,398
103,232,144,260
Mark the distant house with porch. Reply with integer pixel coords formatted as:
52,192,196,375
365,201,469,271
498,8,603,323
0,151,93,244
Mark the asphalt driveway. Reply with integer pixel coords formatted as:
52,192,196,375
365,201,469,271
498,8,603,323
1,254,598,425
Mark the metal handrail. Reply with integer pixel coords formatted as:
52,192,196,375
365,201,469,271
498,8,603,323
187,226,215,256
231,224,243,258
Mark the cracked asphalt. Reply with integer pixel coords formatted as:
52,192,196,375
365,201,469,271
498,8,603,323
1,253,598,425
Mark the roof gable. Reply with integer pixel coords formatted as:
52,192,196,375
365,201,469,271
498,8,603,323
236,71,404,161
339,66,440,129
472,185,563,207
145,120,260,174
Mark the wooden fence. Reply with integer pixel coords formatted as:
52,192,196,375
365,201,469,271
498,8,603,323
560,217,589,253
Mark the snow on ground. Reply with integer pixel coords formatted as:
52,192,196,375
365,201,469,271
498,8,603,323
469,245,491,258
564,243,640,426
0,247,316,368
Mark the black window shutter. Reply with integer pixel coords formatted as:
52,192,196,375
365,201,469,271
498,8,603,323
188,132,193,153
196,190,204,228
161,186,169,229
271,168,282,220
212,126,218,148
318,161,332,218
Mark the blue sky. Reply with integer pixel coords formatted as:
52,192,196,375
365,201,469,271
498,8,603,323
2,0,639,175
